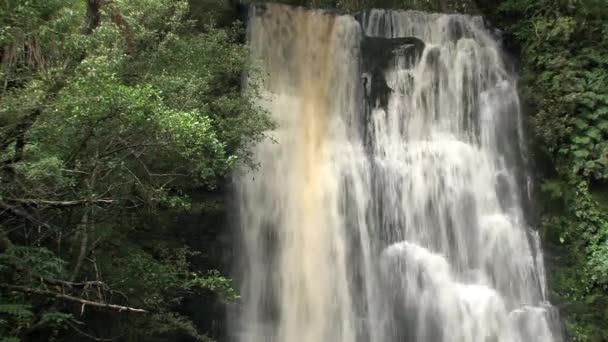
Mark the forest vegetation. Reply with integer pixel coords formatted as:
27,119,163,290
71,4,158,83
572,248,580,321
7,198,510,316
1,0,607,341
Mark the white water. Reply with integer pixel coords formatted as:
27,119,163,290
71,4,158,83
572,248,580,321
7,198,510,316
234,4,562,342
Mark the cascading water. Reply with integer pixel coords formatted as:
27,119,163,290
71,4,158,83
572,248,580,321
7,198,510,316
233,4,562,342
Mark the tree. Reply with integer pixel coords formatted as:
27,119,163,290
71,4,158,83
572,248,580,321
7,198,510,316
0,0,271,340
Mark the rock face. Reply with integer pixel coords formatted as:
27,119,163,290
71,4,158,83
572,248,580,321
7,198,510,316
361,36,424,108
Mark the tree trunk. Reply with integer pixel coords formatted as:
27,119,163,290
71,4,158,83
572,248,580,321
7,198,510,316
70,165,98,282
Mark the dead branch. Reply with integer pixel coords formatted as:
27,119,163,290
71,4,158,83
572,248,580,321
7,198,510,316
43,278,108,290
0,284,147,313
7,198,116,208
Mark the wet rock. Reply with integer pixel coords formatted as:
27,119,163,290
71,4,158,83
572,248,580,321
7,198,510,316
361,36,424,108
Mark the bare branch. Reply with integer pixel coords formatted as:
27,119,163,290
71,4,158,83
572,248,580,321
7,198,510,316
43,278,108,290
0,284,147,313
7,198,116,208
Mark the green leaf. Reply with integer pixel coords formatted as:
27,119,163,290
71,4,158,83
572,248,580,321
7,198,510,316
574,136,592,145
598,120,608,131
573,149,590,158
0,304,33,318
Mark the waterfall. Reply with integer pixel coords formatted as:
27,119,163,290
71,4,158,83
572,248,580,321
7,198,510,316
233,4,562,342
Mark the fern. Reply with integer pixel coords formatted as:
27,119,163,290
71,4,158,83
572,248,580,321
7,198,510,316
41,311,74,328
1,338,21,342
0,246,65,280
0,304,33,318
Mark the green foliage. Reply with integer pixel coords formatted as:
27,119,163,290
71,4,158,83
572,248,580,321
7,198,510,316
187,270,239,301
41,311,75,329
0,302,34,340
0,0,272,340
0,304,33,318
0,246,66,281
149,312,214,342
0,338,20,342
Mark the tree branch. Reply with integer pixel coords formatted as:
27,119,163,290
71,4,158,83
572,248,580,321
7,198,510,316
0,200,52,230
7,198,116,208
0,284,147,313
70,171,96,282
43,278,108,290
